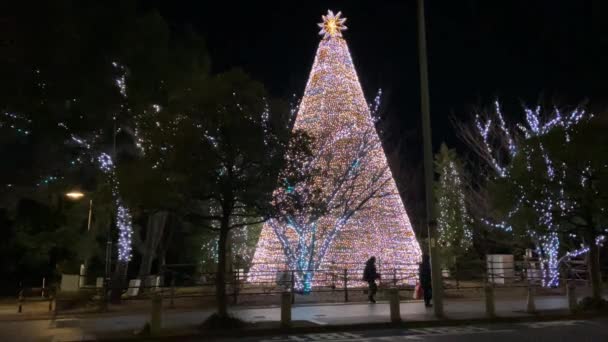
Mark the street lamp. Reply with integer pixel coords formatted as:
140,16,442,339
65,191,93,287
65,191,85,200
65,191,93,232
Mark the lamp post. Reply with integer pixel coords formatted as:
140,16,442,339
417,0,444,317
65,191,93,287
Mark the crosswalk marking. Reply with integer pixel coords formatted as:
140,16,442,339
521,320,586,329
257,320,594,342
403,326,513,340
260,332,363,342
51,333,94,342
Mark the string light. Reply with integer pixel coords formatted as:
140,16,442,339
249,11,422,290
68,130,134,263
36,175,61,187
200,206,259,268
1,111,32,135
476,101,595,287
98,153,133,262
112,61,127,97
436,154,473,256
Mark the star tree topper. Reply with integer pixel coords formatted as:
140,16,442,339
318,10,347,39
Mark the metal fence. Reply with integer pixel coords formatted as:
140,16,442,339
10,256,602,314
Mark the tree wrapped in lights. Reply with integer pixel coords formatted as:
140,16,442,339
249,10,422,291
434,143,472,268
145,69,292,319
200,219,263,271
505,116,608,300
457,100,605,288
98,153,134,263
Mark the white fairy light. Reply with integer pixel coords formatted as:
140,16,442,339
113,62,127,97
97,153,133,262
249,11,421,291
436,149,473,255
476,101,595,287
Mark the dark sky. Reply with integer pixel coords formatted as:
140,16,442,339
156,0,608,160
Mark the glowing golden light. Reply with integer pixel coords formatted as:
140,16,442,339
65,191,85,199
326,19,337,35
249,11,421,288
317,10,347,39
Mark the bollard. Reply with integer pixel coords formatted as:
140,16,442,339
567,281,577,313
484,284,495,318
343,269,348,302
233,270,239,305
169,278,175,309
98,282,108,312
100,288,108,312
281,291,292,328
393,269,397,288
17,290,23,313
389,288,401,323
150,293,162,335
455,264,460,290
48,294,54,312
291,271,295,305
526,285,536,313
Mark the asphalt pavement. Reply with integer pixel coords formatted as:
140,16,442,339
207,318,608,342
0,295,602,341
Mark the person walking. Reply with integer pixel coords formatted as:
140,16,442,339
419,254,433,307
363,256,381,303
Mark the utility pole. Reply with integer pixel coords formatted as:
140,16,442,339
417,0,444,317
105,119,118,286
87,199,93,231
65,191,93,287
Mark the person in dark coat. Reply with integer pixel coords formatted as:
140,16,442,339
363,256,380,303
419,254,433,307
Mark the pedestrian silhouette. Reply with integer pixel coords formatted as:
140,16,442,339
363,256,381,303
419,254,433,307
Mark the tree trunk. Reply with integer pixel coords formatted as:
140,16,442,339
138,211,168,279
157,214,175,278
226,229,233,274
216,216,230,318
587,231,602,302
110,260,128,303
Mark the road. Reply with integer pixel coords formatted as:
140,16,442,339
0,297,575,341
0,317,606,341
207,319,608,342
0,295,602,341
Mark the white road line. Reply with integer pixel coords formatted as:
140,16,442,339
257,328,516,342
403,327,515,340
259,332,363,341
520,320,586,329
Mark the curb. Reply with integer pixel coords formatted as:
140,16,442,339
0,294,577,322
92,310,608,341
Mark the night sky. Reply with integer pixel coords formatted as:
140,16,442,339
156,0,608,159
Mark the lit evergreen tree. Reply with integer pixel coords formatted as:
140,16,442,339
434,143,472,268
249,10,421,292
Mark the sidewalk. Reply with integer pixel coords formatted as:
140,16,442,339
0,285,571,320
0,294,591,342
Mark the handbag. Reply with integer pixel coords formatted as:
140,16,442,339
413,283,423,299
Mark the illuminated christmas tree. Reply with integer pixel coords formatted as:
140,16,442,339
249,10,422,290
435,143,472,268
